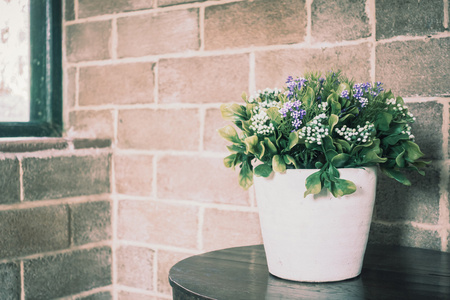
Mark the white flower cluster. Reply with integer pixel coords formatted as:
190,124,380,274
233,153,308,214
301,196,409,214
401,124,415,140
335,122,374,144
359,97,368,107
248,88,282,103
386,99,415,121
249,107,275,135
318,102,328,111
299,113,329,145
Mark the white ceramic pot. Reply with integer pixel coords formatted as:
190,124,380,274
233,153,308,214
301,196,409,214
254,167,377,282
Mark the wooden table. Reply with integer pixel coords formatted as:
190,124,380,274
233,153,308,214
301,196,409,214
169,244,450,300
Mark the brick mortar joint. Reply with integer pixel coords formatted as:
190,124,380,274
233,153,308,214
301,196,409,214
0,137,112,154
64,0,246,26
0,194,112,212
64,37,373,68
0,241,113,265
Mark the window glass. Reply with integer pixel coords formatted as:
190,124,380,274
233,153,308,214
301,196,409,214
0,0,30,122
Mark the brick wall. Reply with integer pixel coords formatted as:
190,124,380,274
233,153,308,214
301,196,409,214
0,139,112,299
63,0,449,299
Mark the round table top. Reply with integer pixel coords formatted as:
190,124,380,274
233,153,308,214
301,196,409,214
169,244,450,300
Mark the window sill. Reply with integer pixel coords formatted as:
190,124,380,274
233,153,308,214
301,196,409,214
0,137,111,153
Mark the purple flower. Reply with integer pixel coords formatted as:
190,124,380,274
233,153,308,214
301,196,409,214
341,90,350,100
279,101,306,130
292,118,302,129
286,76,293,83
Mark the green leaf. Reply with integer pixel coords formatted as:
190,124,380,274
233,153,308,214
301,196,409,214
396,96,405,106
409,162,426,176
272,155,286,173
337,113,355,125
328,114,339,133
375,112,393,131
239,161,253,190
284,154,299,168
363,150,388,164
330,99,341,115
218,125,241,144
325,149,339,162
315,162,324,169
336,82,351,97
304,171,323,197
226,144,245,153
244,136,263,157
241,92,248,102
395,149,406,168
351,140,373,156
331,178,357,197
241,120,253,134
322,135,335,152
331,153,351,168
254,164,273,177
380,167,411,186
302,87,315,108
264,137,278,154
403,141,425,161
266,107,282,123
288,131,299,150
335,139,351,152
382,134,408,146
220,103,248,122
223,154,237,169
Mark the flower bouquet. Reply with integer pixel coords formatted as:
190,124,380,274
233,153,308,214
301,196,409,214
219,71,427,197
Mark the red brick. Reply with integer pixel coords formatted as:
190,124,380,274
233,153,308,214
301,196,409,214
69,110,115,139
22,154,111,201
376,0,445,40
65,0,75,21
118,200,198,249
0,158,20,204
117,9,199,57
79,63,155,106
203,108,229,152
375,163,441,224
255,43,371,90
118,291,157,300
311,0,370,42
0,206,69,259
159,54,249,104
376,38,450,97
24,247,112,299
66,21,112,62
117,109,200,150
0,139,68,153
72,139,112,149
67,67,76,108
205,0,306,50
157,250,191,294
202,209,262,251
369,223,441,251
117,245,154,290
115,154,153,196
70,200,112,245
79,0,154,18
0,263,20,299
157,155,249,206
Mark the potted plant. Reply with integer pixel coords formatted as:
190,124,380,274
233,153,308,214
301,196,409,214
218,71,427,282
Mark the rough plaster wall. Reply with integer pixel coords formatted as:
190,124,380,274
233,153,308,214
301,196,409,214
63,0,449,299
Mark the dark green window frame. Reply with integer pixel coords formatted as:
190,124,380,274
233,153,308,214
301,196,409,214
0,0,62,137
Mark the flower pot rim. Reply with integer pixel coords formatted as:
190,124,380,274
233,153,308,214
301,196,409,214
282,166,378,171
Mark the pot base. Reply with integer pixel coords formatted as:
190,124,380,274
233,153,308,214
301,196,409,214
254,167,377,282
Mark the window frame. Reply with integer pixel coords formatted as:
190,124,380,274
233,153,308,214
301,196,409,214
0,0,62,137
